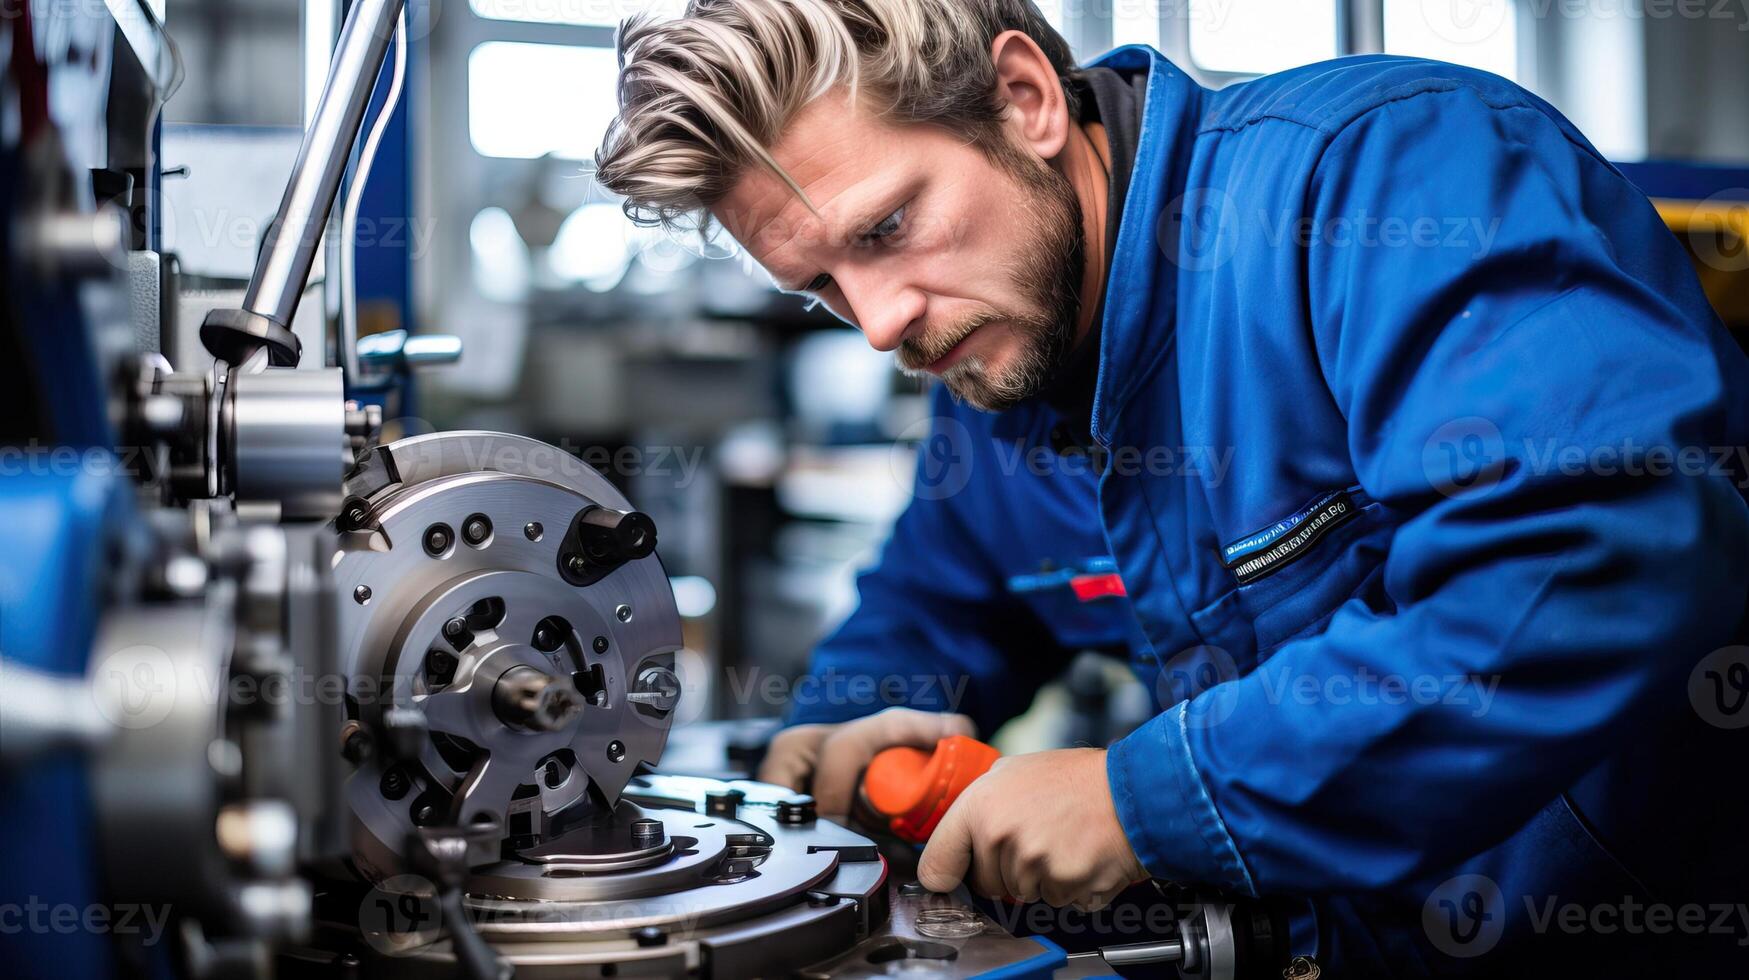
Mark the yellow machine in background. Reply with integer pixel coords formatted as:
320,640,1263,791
1656,197,1749,334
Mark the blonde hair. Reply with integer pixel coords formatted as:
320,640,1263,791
595,0,1079,230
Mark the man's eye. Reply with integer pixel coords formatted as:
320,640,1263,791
805,272,833,292
862,207,906,245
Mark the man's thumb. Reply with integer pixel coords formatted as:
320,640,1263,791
915,803,972,893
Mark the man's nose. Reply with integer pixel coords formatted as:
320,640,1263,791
840,271,926,353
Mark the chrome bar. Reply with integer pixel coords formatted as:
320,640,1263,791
242,0,405,335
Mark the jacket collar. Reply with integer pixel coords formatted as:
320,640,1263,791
1083,47,1207,448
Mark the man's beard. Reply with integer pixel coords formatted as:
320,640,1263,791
895,142,1085,412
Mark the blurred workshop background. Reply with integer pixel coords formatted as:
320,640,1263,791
157,0,1749,757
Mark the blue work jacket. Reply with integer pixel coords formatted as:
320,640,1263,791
792,47,1749,973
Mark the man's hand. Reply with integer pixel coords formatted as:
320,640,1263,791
916,748,1145,910
756,707,975,816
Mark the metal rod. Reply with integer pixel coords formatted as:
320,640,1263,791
242,0,405,332
1099,938,1187,966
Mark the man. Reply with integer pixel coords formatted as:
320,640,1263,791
598,0,1749,972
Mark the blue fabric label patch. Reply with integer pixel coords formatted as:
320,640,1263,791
1221,490,1360,585
1007,556,1118,594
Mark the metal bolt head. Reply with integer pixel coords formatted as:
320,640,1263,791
462,514,492,546
606,739,626,763
705,790,741,818
630,817,664,848
633,926,667,948
380,767,411,800
566,554,588,575
629,665,681,714
524,521,543,541
615,604,633,623
425,648,458,686
341,728,374,765
353,584,372,604
423,523,453,557
592,635,609,654
776,796,817,825
443,617,468,639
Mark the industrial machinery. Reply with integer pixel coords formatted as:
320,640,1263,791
0,2,1295,978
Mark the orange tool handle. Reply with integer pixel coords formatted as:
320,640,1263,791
860,735,1001,844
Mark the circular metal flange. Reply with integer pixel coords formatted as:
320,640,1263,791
464,808,840,937
335,432,682,880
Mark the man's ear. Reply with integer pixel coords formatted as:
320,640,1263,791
989,29,1070,161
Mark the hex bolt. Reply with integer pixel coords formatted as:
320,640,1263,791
353,585,372,604
607,739,626,763
566,554,588,576
523,522,543,541
628,665,681,714
633,926,667,948
423,523,453,557
462,513,492,547
592,635,609,654
776,796,818,825
630,818,665,849
705,790,742,818
380,767,410,800
615,604,633,623
340,725,374,765
425,648,458,685
443,617,469,641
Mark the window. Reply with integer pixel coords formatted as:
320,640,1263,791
1036,0,1066,32
467,42,620,159
467,0,682,28
1188,0,1339,75
1383,0,1519,81
1110,0,1160,51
